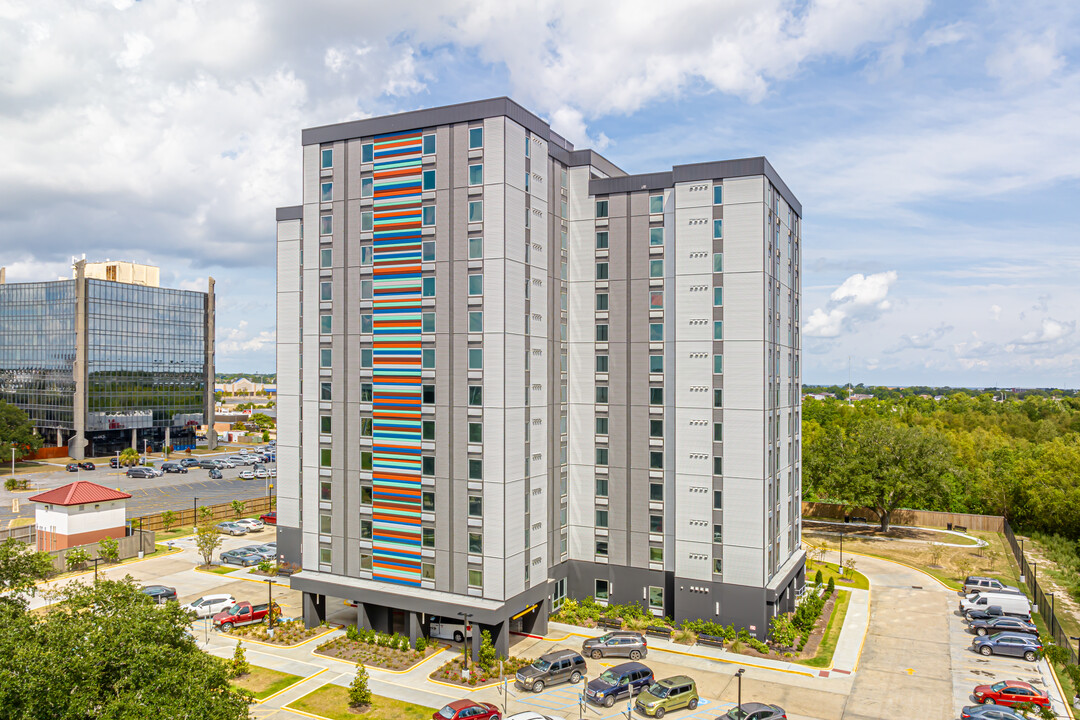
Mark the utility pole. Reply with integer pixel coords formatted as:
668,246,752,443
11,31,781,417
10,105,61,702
736,668,745,713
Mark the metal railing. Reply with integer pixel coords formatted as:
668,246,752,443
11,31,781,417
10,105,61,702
1004,519,1078,665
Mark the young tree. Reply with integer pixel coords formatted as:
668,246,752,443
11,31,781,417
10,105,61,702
348,663,372,708
65,548,91,572
928,542,945,567
160,510,177,533
119,447,139,467
230,500,246,518
98,536,120,563
0,537,54,605
199,506,213,524
769,613,798,648
194,524,223,569
230,640,250,678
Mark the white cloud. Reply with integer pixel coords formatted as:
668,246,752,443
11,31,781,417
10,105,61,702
805,271,898,338
1016,317,1075,345
886,322,953,353
830,271,897,308
218,321,276,355
987,32,1064,87
990,304,1002,321
804,308,846,338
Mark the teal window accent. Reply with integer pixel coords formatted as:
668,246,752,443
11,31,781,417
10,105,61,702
422,134,436,155
469,164,483,185
595,231,608,249
714,321,723,340
422,312,435,333
422,205,435,226
319,348,331,368
714,287,723,306
595,199,608,218
422,348,435,369
320,215,332,235
319,314,331,335
469,127,483,149
713,185,723,204
360,177,372,198
320,448,331,467
468,311,482,332
422,169,435,190
713,253,723,272
361,143,373,163
320,248,332,268
650,323,663,341
468,236,483,259
321,148,333,169
596,262,608,280
649,259,663,278
422,277,435,297
649,194,663,214
649,355,663,373
468,274,482,296
713,219,723,239
360,349,372,368
321,182,333,202
649,227,663,246
468,201,483,222
360,314,372,334
361,211,373,232
422,241,435,262
468,348,483,369
714,354,723,374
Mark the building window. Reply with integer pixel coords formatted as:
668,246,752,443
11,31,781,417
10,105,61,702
649,387,663,405
468,569,483,588
595,386,608,404
469,126,483,149
422,455,435,475
319,546,332,565
595,579,610,600
713,185,723,205
422,205,435,226
468,422,483,443
650,291,663,310
422,168,435,191
468,495,483,517
714,287,723,306
320,480,331,501
595,476,609,497
319,347,332,369
360,177,372,198
713,456,723,475
713,253,723,273
361,486,372,505
422,420,435,440
468,532,483,554
714,321,723,340
468,459,483,480
596,355,609,372
714,558,723,574
320,416,332,434
468,311,483,332
596,324,609,342
650,547,663,563
713,524,723,543
360,245,373,265
468,348,483,370
650,451,663,469
422,134,436,155
595,541,609,558
714,422,723,442
422,491,435,512
422,527,435,548
595,199,609,218
422,348,435,369
468,201,483,223
422,562,435,580
422,312,435,333
649,259,663,278
650,483,663,502
650,515,663,533
466,274,484,298
713,219,723,239
360,279,373,300
320,448,331,467
361,143,373,163
361,314,373,334
525,172,530,192
649,355,663,373
596,293,608,311
649,419,663,438
649,323,663,342
360,348,372,368
321,182,333,202
561,168,568,188
468,386,482,406
420,276,435,298
714,389,723,407
320,382,332,401
595,509,609,528
361,451,372,470
321,147,333,169
469,164,483,186
320,314,332,335
649,586,663,609
649,227,663,246
595,262,608,280
319,248,332,269
714,354,723,374
649,194,663,214
320,281,332,301
596,448,608,466
360,553,373,570
595,417,609,436
424,241,437,264
417,384,433,404
467,236,483,259
320,215,333,236
360,210,373,233
595,231,608,249
360,519,372,540
713,490,723,509
361,418,372,437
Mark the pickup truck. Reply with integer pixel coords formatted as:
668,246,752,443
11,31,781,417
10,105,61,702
212,601,281,631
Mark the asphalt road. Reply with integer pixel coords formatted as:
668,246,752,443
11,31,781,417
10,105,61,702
0,450,275,526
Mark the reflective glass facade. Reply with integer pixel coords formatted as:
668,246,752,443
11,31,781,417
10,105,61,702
0,281,77,428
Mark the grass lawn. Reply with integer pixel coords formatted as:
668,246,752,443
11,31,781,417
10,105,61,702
231,665,302,700
287,688,436,720
806,559,870,591
198,565,237,575
156,526,196,541
797,591,852,668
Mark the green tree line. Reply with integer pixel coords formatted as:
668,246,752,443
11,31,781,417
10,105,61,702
803,392,1080,538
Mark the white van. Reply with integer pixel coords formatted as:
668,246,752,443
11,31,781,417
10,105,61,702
181,594,236,618
429,616,471,643
960,592,1031,618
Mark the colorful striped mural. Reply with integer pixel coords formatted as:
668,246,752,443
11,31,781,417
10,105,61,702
370,129,424,586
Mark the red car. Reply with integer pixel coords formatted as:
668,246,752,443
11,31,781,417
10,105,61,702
433,700,500,720
259,511,276,525
972,680,1049,708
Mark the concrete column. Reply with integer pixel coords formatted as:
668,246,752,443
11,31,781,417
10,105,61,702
302,592,326,628
70,261,88,461
205,277,218,451
408,611,421,647
490,621,509,659
164,426,170,453
131,428,137,450
56,428,63,448
471,625,480,664
356,602,373,631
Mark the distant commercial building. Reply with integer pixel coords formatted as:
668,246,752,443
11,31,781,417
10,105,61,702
215,377,276,395
78,259,161,287
275,98,803,651
0,260,216,458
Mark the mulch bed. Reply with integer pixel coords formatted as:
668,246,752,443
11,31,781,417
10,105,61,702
429,656,533,687
226,620,328,646
316,637,440,671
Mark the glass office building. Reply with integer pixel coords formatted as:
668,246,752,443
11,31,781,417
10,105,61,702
0,262,215,458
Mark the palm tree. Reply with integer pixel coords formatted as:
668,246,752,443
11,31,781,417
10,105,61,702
119,448,139,467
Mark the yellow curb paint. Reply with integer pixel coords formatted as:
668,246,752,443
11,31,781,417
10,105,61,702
32,545,184,588
1047,661,1075,720
850,586,871,673
254,667,328,705
312,643,446,675
427,675,507,692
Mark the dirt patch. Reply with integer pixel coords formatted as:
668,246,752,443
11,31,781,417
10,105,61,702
1018,540,1080,639
316,637,440,671
804,520,978,545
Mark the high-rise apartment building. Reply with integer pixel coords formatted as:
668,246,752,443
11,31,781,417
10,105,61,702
276,98,803,653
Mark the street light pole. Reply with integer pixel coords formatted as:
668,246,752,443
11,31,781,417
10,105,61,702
1070,636,1080,664
265,578,276,631
193,496,199,527
458,611,474,668
736,668,745,712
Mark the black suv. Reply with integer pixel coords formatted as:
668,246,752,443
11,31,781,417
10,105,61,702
585,662,654,707
126,467,155,479
515,649,587,693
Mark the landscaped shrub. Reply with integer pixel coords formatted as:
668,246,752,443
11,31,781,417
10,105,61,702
415,636,427,652
346,625,361,642
349,663,371,708
793,590,827,634
98,536,119,563
814,568,823,585
230,640,250,678
827,577,835,594
478,630,497,671
768,613,798,648
65,548,91,572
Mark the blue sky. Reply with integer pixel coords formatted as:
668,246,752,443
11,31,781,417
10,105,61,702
1,0,1078,386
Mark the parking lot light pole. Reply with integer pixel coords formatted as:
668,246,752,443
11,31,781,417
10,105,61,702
265,578,276,631
1070,636,1080,664
193,496,198,527
458,611,473,668
736,668,745,712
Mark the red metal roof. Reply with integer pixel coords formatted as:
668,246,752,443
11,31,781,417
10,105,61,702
28,481,131,506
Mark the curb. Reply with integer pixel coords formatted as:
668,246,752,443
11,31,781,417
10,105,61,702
254,667,328,705
312,642,446,675
224,624,342,649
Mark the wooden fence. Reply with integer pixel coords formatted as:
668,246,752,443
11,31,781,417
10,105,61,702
45,532,157,574
0,524,35,544
801,501,1005,533
132,495,273,532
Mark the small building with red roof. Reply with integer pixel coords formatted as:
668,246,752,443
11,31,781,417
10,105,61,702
28,481,131,551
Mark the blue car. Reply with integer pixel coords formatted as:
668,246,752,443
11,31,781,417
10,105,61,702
585,662,653,707
972,632,1042,661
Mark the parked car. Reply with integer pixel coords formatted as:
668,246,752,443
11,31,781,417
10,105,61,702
238,469,255,480
634,675,698,718
960,593,1031,618
270,468,277,478
218,459,236,469
109,457,121,468
585,662,654,707
212,601,279,631
582,631,648,659
241,544,276,561
198,459,219,470
972,632,1042,661
238,448,250,455
971,680,1049,708
209,468,223,479
259,510,277,525
216,521,248,536
255,469,269,479
65,463,80,472
515,649,587,693
963,577,1022,596
141,585,178,604
717,703,787,719
181,594,236,618
430,616,471,643
969,616,1038,637
179,458,201,468
220,549,262,566
234,518,264,532
263,541,277,551
433,700,501,720
78,461,95,470
126,467,155,479
960,706,1028,719
161,462,188,474
965,605,1010,623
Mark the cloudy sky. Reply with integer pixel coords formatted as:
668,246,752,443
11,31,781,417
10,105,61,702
2,0,1078,387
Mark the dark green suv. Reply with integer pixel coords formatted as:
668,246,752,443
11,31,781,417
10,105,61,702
634,676,698,718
